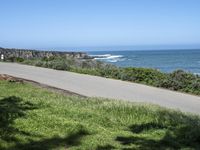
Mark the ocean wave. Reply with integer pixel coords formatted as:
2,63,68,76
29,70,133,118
194,72,200,76
90,54,111,58
90,54,124,62
108,59,118,62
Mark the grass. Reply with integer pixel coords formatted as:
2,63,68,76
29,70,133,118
0,81,200,150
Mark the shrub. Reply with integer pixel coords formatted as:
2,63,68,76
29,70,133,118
51,60,69,70
16,57,24,62
35,61,44,67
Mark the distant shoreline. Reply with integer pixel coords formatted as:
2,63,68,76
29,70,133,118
1,46,200,52
0,47,91,60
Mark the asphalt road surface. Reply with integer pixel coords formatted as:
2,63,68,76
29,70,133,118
1,62,200,115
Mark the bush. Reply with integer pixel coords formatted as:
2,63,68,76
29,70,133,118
16,57,24,62
51,60,69,70
119,68,166,86
6,57,24,62
35,61,44,67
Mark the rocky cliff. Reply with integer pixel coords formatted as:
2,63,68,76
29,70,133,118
0,48,90,60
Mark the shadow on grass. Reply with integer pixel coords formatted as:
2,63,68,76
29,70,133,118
129,122,166,134
96,144,116,150
0,96,90,150
115,111,200,150
5,128,90,150
0,96,38,143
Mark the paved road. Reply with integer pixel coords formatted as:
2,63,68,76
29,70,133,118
1,62,200,115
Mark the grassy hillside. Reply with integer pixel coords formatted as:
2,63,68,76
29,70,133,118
0,80,200,150
4,56,200,95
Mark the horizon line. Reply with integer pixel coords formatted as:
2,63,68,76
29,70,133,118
1,46,200,52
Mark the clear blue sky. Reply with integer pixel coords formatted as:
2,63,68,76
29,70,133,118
1,0,200,50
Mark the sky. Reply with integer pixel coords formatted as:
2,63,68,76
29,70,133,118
1,0,200,51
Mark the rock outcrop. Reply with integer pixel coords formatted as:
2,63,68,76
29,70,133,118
0,47,91,60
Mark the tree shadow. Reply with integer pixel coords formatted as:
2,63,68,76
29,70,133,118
0,96,38,143
5,128,90,150
96,144,116,150
116,111,200,150
0,96,90,150
129,122,166,134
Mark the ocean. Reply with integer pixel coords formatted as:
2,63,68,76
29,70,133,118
88,49,200,74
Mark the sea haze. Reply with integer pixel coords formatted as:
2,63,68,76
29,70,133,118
88,49,200,74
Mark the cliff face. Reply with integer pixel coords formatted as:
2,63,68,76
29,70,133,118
0,48,90,60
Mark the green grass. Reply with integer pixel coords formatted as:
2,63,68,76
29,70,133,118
0,81,200,150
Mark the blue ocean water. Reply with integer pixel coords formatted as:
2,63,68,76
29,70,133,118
88,50,200,74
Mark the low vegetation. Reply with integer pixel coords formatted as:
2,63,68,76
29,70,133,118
4,56,200,95
0,81,200,149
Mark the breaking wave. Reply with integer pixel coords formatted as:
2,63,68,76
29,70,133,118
90,54,125,62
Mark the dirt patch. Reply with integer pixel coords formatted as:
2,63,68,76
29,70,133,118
0,74,23,83
0,74,86,98
0,74,16,80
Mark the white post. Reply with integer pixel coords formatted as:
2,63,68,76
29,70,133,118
1,54,4,61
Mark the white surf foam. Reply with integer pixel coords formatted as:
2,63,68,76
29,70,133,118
91,54,124,62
